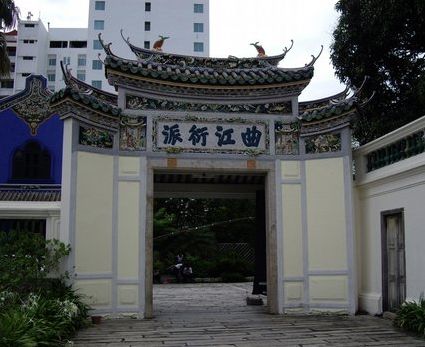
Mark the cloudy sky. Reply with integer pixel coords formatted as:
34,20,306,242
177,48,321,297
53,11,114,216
14,0,344,100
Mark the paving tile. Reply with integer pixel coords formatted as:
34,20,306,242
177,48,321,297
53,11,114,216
72,283,425,347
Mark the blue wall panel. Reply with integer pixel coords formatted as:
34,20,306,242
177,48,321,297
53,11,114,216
0,109,63,184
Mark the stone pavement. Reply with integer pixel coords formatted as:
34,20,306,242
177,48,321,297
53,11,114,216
72,283,425,347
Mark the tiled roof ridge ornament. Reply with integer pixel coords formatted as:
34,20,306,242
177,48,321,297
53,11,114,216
153,35,170,51
250,42,266,57
305,45,324,67
120,28,293,67
61,61,72,86
98,32,116,57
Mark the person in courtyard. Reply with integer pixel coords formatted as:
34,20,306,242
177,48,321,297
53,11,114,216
182,263,193,283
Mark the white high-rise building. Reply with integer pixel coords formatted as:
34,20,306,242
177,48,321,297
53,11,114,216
0,0,210,97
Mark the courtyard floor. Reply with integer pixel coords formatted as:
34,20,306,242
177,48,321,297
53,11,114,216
72,283,425,347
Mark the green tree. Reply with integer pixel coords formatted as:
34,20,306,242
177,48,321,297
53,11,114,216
331,0,425,144
0,0,19,76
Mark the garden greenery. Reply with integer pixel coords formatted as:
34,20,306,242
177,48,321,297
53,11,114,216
0,231,90,346
395,295,425,337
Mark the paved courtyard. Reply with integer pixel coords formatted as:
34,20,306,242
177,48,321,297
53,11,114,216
73,283,425,346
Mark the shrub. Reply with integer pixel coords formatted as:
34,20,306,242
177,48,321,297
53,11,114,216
0,231,90,345
394,295,425,337
0,231,70,293
0,288,90,346
213,252,251,278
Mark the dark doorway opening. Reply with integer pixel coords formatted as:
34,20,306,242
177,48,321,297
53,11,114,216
381,209,406,312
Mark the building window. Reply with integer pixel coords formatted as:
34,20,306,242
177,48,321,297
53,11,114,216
145,2,151,11
24,23,35,28
144,41,150,49
0,80,14,89
23,39,36,44
12,141,51,180
0,219,46,237
21,73,30,77
194,42,204,52
48,55,56,66
47,71,56,82
194,3,204,13
63,57,71,65
10,63,15,72
49,41,68,48
92,60,102,70
22,56,34,60
77,70,86,81
144,21,151,31
92,80,102,89
95,1,105,10
93,39,102,50
7,47,16,56
70,41,87,48
78,54,87,66
94,20,105,30
194,23,204,33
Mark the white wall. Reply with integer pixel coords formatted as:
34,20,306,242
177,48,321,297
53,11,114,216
47,28,89,91
14,20,49,92
354,116,425,314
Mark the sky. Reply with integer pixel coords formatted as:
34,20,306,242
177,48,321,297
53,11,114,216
13,0,344,100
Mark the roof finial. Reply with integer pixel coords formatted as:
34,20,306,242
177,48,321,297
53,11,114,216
250,42,266,57
305,45,324,67
120,29,130,44
153,35,170,51
284,40,294,54
97,33,114,55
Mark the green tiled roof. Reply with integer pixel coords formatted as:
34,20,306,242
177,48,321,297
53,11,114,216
104,54,314,86
50,87,121,117
299,97,357,122
61,61,118,105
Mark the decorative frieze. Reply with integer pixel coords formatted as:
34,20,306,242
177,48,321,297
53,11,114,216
79,126,114,149
0,77,54,135
119,116,147,151
126,95,292,115
305,133,341,154
275,122,300,155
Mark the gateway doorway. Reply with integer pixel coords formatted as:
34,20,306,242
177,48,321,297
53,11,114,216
151,171,268,314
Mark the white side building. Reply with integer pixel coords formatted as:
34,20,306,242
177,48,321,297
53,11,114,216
0,0,210,96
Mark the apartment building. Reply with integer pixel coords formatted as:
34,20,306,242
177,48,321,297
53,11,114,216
0,0,210,96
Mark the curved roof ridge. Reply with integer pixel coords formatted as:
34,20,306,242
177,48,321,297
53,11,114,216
298,79,372,123
60,61,118,105
50,85,121,118
106,51,312,74
300,86,350,108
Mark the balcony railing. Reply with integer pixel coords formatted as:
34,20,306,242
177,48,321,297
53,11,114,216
354,115,425,182
366,129,425,172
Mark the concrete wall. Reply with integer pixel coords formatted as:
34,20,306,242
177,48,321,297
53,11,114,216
280,157,355,313
65,145,147,315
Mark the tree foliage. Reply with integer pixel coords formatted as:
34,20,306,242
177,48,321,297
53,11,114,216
153,198,256,277
0,0,19,76
331,0,425,144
